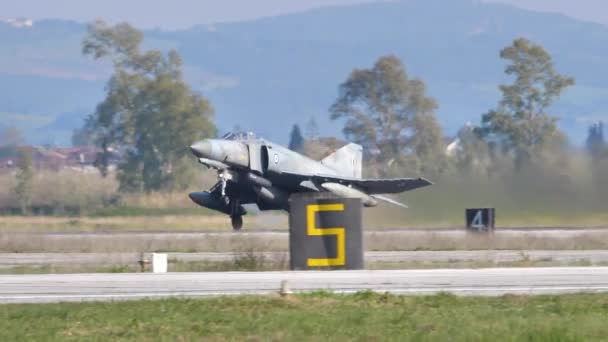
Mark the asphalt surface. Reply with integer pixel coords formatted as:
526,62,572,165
2,267,608,303
2,250,608,266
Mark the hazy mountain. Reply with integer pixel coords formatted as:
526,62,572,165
2,0,608,145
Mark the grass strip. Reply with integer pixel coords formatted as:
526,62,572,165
1,292,608,341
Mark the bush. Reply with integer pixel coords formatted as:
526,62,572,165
0,170,118,215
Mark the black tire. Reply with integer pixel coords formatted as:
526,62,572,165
231,215,243,231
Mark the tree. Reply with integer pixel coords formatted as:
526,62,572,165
330,55,445,176
586,122,606,161
82,20,216,191
14,148,34,214
305,116,319,139
479,38,575,168
302,137,346,160
71,124,94,146
0,127,23,162
288,124,305,152
0,126,24,147
452,124,492,176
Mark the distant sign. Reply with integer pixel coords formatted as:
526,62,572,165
466,208,495,232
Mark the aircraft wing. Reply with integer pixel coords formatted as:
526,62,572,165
283,172,432,195
312,175,432,194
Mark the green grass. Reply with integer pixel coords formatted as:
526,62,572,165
362,174,608,228
1,292,608,341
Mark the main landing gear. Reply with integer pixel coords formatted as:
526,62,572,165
228,196,243,231
231,215,243,230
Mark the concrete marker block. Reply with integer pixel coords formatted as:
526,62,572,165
152,253,168,273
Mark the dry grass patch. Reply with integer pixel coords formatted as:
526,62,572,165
0,213,288,232
3,229,608,253
365,230,608,251
0,231,288,253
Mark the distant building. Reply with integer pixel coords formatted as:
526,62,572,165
54,146,98,167
0,145,118,172
445,122,476,157
445,138,461,156
0,158,14,170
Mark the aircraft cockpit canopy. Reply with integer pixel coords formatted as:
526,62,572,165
221,131,257,141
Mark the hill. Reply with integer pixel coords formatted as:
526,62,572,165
2,0,608,145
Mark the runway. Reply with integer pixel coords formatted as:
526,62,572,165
2,267,608,303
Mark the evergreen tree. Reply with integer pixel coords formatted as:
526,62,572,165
15,148,34,214
288,124,305,152
586,122,605,160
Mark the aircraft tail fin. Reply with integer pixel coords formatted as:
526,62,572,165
321,143,363,179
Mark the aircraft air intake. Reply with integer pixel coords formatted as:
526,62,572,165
254,185,288,209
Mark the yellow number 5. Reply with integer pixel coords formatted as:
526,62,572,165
306,203,345,267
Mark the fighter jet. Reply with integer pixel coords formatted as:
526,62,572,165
189,131,432,230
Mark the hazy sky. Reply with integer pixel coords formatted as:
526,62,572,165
1,0,607,29
487,0,608,26
0,0,375,29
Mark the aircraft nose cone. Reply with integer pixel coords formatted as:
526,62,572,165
190,140,212,158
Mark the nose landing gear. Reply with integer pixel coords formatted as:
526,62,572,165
213,170,245,231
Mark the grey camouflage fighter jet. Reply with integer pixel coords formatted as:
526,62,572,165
189,131,432,230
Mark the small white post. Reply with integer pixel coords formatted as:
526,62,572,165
279,280,293,297
152,253,168,273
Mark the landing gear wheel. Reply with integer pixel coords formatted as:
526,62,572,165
231,215,243,231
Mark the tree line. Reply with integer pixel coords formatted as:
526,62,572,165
4,19,608,216
289,38,589,187
7,20,603,206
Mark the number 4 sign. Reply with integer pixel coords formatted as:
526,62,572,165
466,208,495,232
